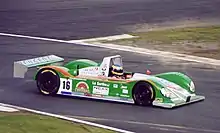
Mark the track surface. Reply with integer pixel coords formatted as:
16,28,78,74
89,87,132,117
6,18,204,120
1,0,220,39
1,0,220,133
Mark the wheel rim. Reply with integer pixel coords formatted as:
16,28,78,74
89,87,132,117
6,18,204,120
134,85,153,105
38,71,58,93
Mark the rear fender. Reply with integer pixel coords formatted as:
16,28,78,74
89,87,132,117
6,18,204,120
34,66,72,80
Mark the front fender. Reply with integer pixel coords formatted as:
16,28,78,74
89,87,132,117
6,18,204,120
154,72,195,93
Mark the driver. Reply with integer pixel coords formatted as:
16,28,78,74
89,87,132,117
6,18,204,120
109,64,124,79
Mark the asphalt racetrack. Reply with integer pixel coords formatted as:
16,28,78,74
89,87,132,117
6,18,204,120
1,0,220,133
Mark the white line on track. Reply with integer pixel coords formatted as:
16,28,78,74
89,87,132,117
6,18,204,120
1,32,220,66
0,103,134,133
68,115,220,133
0,32,96,47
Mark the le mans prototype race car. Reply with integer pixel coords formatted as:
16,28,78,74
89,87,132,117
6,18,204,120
13,55,205,108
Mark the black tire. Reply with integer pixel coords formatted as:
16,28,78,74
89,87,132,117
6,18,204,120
36,68,60,95
132,81,155,106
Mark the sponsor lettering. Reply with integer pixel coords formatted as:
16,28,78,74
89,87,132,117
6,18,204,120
83,67,99,72
80,69,99,75
75,82,89,93
100,64,108,76
59,78,73,94
122,89,128,94
92,81,96,85
113,84,118,88
19,56,54,66
157,78,180,89
120,94,130,98
102,64,107,71
92,94,103,98
121,86,127,89
72,92,84,96
93,86,109,95
96,82,109,87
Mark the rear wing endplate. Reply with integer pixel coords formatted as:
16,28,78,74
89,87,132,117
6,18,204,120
13,55,64,78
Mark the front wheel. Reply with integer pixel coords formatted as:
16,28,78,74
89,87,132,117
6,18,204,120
132,81,155,106
36,68,60,95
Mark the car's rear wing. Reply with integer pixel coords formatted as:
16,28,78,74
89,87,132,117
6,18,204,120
13,55,64,78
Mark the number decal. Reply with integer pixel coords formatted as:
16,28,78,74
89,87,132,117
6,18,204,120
63,80,70,90
58,78,73,94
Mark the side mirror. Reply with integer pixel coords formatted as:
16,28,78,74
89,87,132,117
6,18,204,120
146,70,151,75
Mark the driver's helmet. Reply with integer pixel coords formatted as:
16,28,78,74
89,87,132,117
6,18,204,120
110,64,123,76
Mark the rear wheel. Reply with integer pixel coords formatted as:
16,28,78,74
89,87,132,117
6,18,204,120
132,81,155,106
36,68,60,95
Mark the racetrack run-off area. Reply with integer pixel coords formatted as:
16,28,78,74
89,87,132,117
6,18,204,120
0,0,220,133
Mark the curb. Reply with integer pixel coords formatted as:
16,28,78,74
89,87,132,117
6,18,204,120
0,103,134,133
0,105,19,112
68,34,137,43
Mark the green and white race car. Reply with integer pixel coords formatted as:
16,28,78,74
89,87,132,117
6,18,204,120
13,54,205,108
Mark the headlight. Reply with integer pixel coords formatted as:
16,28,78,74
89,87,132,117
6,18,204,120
160,88,177,98
189,81,195,92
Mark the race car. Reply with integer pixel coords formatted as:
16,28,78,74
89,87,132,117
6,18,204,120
13,54,205,108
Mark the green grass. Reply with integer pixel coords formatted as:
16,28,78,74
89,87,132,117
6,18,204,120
0,112,115,133
103,25,220,59
131,25,220,44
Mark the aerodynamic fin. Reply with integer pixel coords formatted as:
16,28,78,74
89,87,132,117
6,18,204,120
13,55,64,78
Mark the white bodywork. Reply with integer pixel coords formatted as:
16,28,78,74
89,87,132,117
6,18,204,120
78,55,123,77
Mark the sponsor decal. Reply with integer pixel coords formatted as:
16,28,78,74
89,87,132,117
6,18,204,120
96,82,109,87
91,81,109,87
157,78,181,90
100,64,108,76
120,94,130,98
92,81,96,85
92,94,104,98
59,78,73,94
79,67,99,76
72,92,84,96
75,82,89,93
93,86,109,95
102,64,107,71
83,67,99,72
113,84,118,88
155,98,163,102
101,72,105,76
122,89,128,94
19,56,54,66
121,86,127,89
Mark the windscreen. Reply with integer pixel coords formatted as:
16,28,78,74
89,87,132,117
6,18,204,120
111,57,123,66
